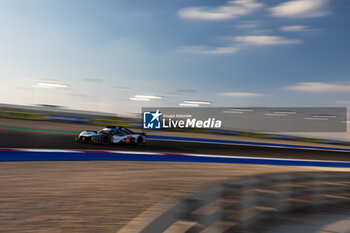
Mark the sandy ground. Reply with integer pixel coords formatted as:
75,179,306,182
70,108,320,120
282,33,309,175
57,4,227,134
0,161,326,233
265,209,350,233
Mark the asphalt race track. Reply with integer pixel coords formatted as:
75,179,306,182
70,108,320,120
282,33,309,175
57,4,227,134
0,128,350,161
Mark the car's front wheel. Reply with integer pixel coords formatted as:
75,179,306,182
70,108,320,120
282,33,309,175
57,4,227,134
101,134,111,145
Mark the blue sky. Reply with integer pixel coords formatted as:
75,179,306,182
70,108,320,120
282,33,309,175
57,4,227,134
0,0,350,114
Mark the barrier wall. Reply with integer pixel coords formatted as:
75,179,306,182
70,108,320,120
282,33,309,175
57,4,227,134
138,172,350,233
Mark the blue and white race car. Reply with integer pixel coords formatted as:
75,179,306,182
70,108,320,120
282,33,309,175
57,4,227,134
76,126,146,145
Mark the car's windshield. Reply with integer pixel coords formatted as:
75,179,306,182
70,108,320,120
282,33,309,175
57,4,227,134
98,129,111,134
98,128,127,135
120,128,134,134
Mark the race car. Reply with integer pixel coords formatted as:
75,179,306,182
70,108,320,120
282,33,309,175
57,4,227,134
76,126,146,145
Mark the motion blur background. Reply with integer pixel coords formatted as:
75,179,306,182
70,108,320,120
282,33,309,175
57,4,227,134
1,1,350,233
0,0,349,140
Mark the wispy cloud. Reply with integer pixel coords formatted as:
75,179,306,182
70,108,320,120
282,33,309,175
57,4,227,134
178,0,264,21
219,92,262,97
234,35,301,46
179,46,238,55
286,82,350,93
280,25,319,32
251,29,273,34
235,20,262,29
335,100,350,105
180,35,301,55
280,25,308,32
269,0,330,18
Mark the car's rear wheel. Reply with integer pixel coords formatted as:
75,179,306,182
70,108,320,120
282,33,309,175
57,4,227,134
101,134,111,145
136,136,145,145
